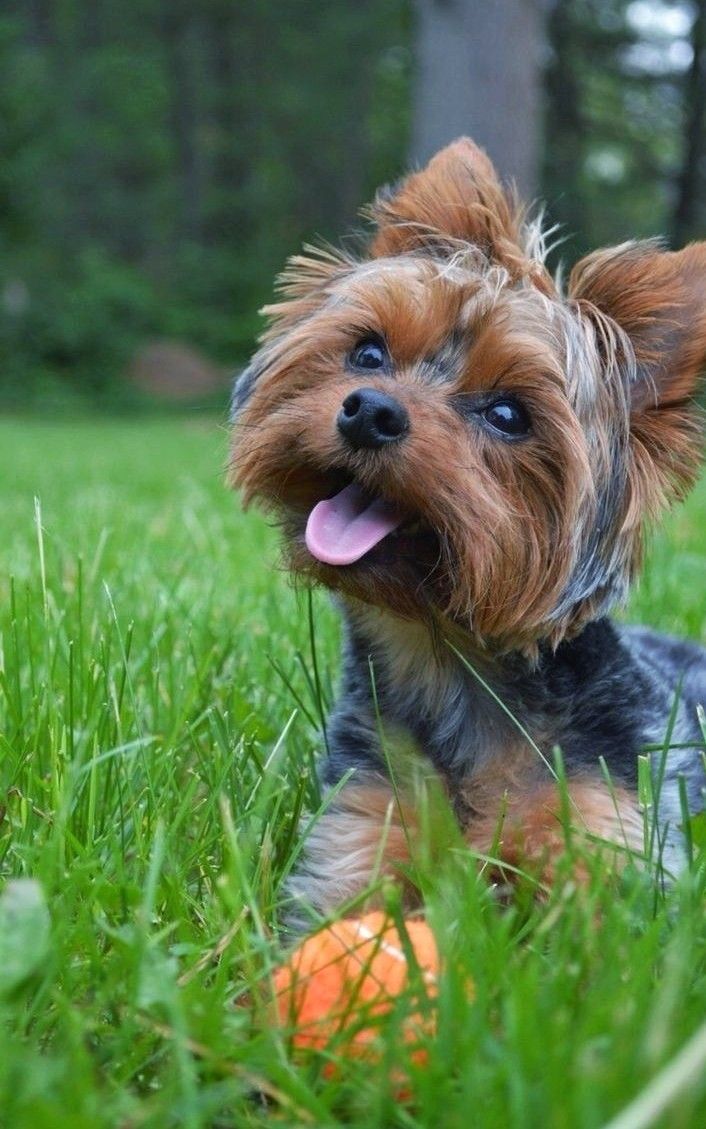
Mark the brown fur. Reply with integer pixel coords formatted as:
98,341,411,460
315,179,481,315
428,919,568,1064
231,265,595,649
292,767,644,915
231,140,706,652
570,241,706,523
368,138,555,296
462,768,645,886
288,780,421,918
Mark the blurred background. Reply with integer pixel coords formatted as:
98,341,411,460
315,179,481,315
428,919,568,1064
0,0,704,412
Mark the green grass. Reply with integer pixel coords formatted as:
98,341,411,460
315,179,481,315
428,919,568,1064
0,416,705,1128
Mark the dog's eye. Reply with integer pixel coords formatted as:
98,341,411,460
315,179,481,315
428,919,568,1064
350,338,388,370
483,398,531,437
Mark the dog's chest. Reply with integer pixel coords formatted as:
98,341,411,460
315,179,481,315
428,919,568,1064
351,610,515,777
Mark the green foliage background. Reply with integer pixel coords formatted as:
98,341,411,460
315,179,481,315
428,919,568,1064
0,0,411,403
0,0,704,404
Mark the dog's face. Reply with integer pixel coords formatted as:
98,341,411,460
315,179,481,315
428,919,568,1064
230,139,706,652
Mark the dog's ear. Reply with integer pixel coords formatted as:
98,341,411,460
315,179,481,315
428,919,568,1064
570,240,706,509
369,138,530,273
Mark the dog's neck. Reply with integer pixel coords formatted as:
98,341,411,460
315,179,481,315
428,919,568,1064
339,599,632,784
342,601,542,779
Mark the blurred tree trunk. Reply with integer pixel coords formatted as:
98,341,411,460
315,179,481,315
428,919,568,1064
411,0,545,197
672,0,706,246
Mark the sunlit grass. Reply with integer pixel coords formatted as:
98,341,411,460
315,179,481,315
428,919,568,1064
0,417,704,1127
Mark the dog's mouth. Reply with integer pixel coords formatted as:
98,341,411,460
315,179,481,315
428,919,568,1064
296,474,439,571
305,482,405,565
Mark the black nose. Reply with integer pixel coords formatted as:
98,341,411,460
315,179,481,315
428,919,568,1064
337,387,409,450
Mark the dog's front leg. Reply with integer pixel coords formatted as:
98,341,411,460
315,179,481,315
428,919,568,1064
284,774,418,927
463,772,646,886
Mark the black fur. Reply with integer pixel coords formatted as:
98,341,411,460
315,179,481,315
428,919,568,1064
322,606,706,867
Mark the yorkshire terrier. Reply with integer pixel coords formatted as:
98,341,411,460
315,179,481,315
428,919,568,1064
230,139,706,921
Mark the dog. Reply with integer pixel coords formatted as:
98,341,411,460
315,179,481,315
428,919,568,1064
229,138,706,922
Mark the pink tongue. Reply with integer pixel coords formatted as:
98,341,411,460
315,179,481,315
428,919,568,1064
305,483,403,565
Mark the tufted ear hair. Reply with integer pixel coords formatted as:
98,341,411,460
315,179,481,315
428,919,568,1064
570,240,706,511
368,137,545,280
570,241,706,410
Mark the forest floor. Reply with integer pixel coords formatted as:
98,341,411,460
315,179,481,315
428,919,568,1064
1,416,705,1128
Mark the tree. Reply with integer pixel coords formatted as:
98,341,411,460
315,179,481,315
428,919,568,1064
543,0,699,259
672,0,706,245
411,0,545,197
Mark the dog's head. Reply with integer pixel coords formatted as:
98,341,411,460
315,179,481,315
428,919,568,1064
230,139,706,653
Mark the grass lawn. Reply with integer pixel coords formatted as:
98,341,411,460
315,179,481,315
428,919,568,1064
0,415,705,1128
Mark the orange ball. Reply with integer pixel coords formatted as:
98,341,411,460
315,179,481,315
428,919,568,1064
272,911,439,1059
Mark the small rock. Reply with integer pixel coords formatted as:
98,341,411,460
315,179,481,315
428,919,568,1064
128,340,228,401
